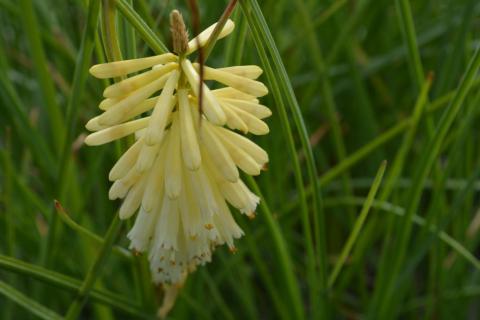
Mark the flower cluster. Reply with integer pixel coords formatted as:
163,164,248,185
85,13,270,284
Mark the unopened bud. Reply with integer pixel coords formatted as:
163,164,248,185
170,10,189,55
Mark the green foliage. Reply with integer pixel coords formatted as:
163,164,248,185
0,0,479,318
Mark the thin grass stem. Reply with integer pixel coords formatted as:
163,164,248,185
328,160,387,288
115,0,168,54
64,214,123,319
18,0,65,150
0,281,63,320
373,46,480,319
0,254,151,318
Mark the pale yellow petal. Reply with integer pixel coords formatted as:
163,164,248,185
119,175,148,219
109,180,126,200
185,163,218,222
144,70,180,146
223,103,269,135
201,66,268,97
85,116,107,131
109,138,143,181
109,168,142,200
164,114,182,199
219,98,272,119
220,102,248,133
127,207,160,251
84,117,150,146
218,180,246,210
99,97,123,110
211,187,244,248
90,96,170,131
135,128,146,140
213,126,268,165
200,123,239,182
123,96,159,120
153,196,180,250
135,143,160,173
202,155,248,209
181,59,226,125
217,131,262,175
98,74,171,126
178,176,202,237
234,180,260,215
121,95,176,128
103,63,177,98
89,53,177,78
141,141,167,212
186,19,235,55
215,65,263,79
178,89,201,170
211,87,257,101
215,178,259,215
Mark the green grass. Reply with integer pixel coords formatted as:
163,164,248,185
1,0,480,319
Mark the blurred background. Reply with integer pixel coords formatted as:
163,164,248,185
1,0,480,319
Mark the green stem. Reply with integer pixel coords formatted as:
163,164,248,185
401,286,480,313
203,0,238,61
123,0,137,60
54,200,132,259
115,0,168,54
293,0,354,315
357,74,432,310
379,74,432,202
0,135,15,318
18,0,65,150
328,160,387,288
242,228,291,320
395,0,425,89
101,0,124,62
240,3,313,319
245,176,305,320
317,80,472,188
43,0,102,267
281,77,478,217
241,1,329,316
314,0,348,26
375,46,480,319
64,214,123,319
294,0,354,227
321,197,480,270
0,281,63,320
326,0,372,63
0,255,150,318
0,28,56,179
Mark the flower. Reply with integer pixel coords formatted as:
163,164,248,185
85,11,270,284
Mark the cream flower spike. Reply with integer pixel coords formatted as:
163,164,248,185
85,10,271,284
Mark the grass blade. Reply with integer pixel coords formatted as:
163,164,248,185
54,201,131,259
0,280,63,320
18,0,65,150
372,45,480,319
316,79,477,188
43,0,102,267
294,0,354,226
115,0,168,54
322,197,480,270
328,160,387,288
0,255,150,318
395,0,425,90
245,175,305,320
64,214,123,319
0,36,56,178
240,1,329,316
